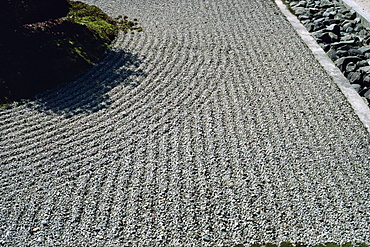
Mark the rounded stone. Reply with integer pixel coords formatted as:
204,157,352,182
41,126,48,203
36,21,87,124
351,84,362,92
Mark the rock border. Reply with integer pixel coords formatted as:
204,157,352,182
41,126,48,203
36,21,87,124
276,0,370,133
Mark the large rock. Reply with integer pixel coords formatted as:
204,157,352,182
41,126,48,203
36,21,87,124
331,41,356,50
323,10,337,19
357,60,369,68
345,62,357,73
360,66,370,74
342,21,354,30
351,83,362,92
320,0,334,8
327,48,338,61
292,7,307,16
364,89,370,100
0,0,71,28
295,1,307,7
336,56,362,71
348,48,363,56
313,31,338,43
354,23,365,32
325,24,340,36
345,10,357,20
347,71,362,84
336,50,349,57
363,75,370,86
358,47,370,54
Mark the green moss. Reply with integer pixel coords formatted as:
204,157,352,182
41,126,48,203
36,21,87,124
66,1,142,40
266,243,278,247
296,243,309,247
66,1,118,42
281,242,294,247
250,244,262,247
0,0,142,106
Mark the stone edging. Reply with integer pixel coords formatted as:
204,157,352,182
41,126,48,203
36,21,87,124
340,0,370,29
275,0,370,133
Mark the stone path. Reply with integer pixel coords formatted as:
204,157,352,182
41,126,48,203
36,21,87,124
1,0,370,246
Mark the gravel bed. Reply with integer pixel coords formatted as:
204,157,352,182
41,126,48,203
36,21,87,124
1,0,370,246
285,0,370,105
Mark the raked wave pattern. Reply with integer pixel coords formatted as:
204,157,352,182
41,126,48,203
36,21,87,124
1,0,370,246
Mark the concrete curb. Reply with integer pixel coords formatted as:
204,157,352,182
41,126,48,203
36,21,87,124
275,0,370,133
340,0,370,29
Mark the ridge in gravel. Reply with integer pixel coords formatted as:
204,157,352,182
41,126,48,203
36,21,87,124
1,0,370,246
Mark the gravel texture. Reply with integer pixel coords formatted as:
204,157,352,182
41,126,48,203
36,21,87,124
1,0,370,246
286,0,370,104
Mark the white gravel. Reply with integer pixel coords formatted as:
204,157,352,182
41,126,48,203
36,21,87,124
1,0,370,246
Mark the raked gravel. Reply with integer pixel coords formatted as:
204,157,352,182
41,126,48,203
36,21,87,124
1,0,370,246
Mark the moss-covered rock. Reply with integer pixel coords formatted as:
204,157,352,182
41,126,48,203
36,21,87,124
0,0,141,105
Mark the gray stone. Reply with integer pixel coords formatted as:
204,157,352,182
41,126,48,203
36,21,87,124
354,24,365,32
347,71,362,84
342,22,354,30
357,60,369,68
348,49,363,56
327,19,341,25
329,32,339,42
345,62,357,73
321,43,331,52
340,35,355,42
345,10,357,20
363,75,370,86
351,84,362,92
314,17,326,24
314,31,338,43
359,47,370,54
299,15,311,20
305,23,315,32
364,89,370,99
314,22,325,31
325,24,340,35
339,9,350,15
337,45,352,51
327,49,338,61
292,7,307,16
323,11,337,18
308,7,320,15
359,66,370,74
296,1,307,7
332,40,356,47
359,30,368,37
364,37,370,46
336,56,362,71
346,27,354,33
320,0,334,8
336,50,349,57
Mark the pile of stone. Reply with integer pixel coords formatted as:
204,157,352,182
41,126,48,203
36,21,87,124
285,0,370,105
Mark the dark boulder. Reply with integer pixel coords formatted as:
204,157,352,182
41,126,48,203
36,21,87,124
325,24,340,36
347,71,362,84
336,56,362,71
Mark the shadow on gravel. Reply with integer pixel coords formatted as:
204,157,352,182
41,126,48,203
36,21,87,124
27,49,146,117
